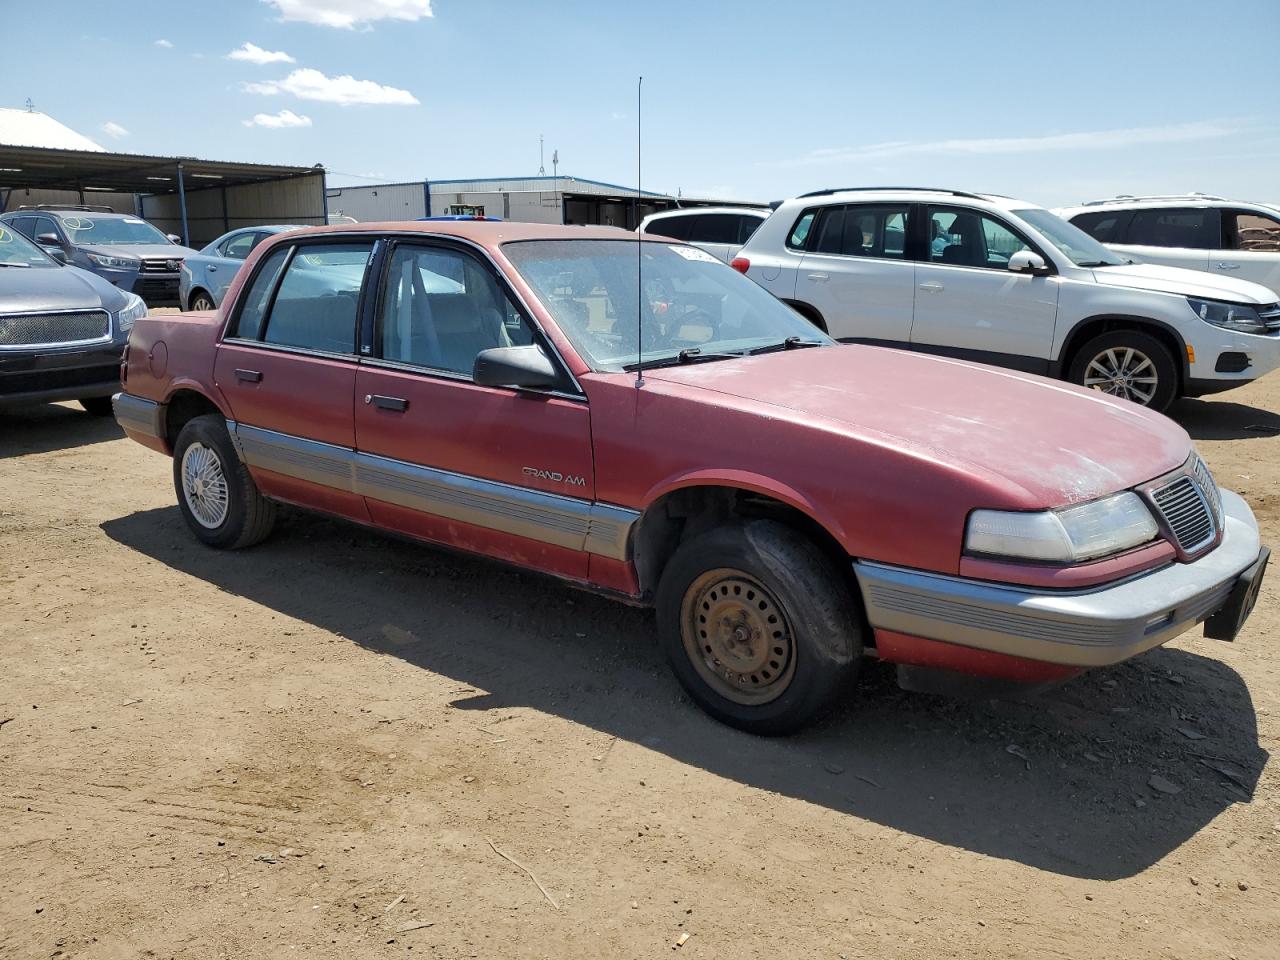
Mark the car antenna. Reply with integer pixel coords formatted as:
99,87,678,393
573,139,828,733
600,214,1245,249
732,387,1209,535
634,75,644,389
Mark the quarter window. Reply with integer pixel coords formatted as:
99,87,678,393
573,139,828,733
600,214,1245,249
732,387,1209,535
1125,208,1218,249
691,214,741,245
259,243,373,353
1229,212,1280,251
378,245,535,377
928,207,1030,268
786,211,816,249
1068,210,1130,243
736,215,764,245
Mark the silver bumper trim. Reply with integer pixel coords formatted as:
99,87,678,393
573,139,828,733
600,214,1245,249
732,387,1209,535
112,392,165,440
855,489,1262,667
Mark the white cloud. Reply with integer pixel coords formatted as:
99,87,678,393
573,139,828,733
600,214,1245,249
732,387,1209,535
100,121,130,139
243,109,313,129
154,39,173,48
244,68,419,106
263,0,433,30
227,41,295,65
779,120,1245,167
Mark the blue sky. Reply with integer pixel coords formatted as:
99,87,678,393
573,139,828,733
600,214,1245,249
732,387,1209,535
2,0,1278,206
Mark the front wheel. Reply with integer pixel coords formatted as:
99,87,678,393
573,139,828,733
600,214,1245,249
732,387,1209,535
656,520,863,735
1068,330,1178,412
172,414,276,549
188,290,216,312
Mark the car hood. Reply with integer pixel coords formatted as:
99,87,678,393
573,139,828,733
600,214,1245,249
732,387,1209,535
1091,262,1277,304
79,242,199,261
643,345,1192,507
0,263,129,313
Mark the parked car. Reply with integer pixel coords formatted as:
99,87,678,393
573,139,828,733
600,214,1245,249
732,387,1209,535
640,206,771,263
111,221,1268,734
1056,194,1280,295
734,187,1280,411
0,206,198,307
180,225,303,311
0,222,146,414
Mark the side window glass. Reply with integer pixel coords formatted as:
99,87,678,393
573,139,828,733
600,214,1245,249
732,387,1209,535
1232,213,1280,251
980,216,1030,267
811,206,845,255
1127,208,1216,249
33,216,61,241
9,217,35,239
650,216,693,241
260,243,372,352
929,208,1028,268
737,215,764,245
1070,211,1125,243
842,205,910,259
696,214,741,245
222,233,257,260
786,211,815,250
231,247,290,340
379,245,536,377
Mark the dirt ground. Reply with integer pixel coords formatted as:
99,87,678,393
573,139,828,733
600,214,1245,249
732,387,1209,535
2,371,1279,960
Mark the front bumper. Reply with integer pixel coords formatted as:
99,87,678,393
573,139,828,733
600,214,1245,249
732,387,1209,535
0,338,124,409
855,489,1263,669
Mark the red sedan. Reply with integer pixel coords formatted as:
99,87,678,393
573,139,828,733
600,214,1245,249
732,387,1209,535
112,221,1268,734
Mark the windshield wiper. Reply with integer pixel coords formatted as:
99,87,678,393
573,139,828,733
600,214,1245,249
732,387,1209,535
0,262,32,268
623,347,744,371
747,336,826,355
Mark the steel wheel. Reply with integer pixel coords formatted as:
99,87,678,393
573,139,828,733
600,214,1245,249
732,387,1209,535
1083,346,1159,405
680,568,797,706
180,441,230,529
190,292,216,312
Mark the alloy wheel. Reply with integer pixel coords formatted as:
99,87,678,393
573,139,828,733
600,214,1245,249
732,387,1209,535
181,442,230,529
1083,347,1159,405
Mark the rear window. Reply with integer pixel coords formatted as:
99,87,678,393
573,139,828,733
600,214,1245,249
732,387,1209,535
1125,208,1219,249
689,214,741,245
645,215,695,241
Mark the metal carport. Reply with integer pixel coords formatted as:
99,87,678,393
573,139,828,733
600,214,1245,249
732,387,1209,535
0,145,327,247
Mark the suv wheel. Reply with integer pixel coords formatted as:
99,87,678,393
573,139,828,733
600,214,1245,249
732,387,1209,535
172,414,276,549
1068,330,1178,412
656,519,862,735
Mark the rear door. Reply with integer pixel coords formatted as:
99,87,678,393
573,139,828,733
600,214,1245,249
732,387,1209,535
793,202,916,342
1112,207,1216,272
352,239,597,579
1214,210,1280,294
212,238,376,521
209,231,260,304
909,205,1059,371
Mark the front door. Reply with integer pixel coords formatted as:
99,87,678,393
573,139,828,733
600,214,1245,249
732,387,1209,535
793,202,916,342
910,205,1059,372
212,238,376,521
352,240,597,579
1111,206,1216,273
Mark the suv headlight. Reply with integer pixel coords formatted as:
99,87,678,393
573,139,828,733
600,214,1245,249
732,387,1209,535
966,491,1159,563
1188,297,1267,335
114,292,147,333
88,252,141,270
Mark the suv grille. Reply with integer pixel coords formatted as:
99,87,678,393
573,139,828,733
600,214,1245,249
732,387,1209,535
141,258,181,274
0,310,110,347
1151,475,1215,553
1260,304,1280,332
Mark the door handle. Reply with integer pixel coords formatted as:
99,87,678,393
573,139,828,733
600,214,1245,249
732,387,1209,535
367,394,408,412
208,264,218,272
1216,262,1240,270
806,272,829,282
918,281,945,293
235,368,262,383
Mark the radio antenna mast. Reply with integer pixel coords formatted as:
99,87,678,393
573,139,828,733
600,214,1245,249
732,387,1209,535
634,76,644,388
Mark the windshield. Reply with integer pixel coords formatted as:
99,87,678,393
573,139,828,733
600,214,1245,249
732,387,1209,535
503,239,831,371
1013,208,1127,267
58,214,171,246
0,222,58,268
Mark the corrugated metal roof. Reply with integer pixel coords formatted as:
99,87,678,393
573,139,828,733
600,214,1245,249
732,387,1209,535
0,108,104,151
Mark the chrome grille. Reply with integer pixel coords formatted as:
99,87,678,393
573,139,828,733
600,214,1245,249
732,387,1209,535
1192,456,1223,526
1151,475,1215,553
0,310,110,347
1260,304,1280,332
141,258,181,274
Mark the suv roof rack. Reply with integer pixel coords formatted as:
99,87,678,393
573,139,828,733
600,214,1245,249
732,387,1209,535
1081,193,1226,206
14,203,118,213
796,186,988,201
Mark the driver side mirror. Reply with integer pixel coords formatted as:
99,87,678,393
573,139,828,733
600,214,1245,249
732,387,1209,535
1008,250,1051,275
36,233,68,263
473,345,558,390
167,234,184,245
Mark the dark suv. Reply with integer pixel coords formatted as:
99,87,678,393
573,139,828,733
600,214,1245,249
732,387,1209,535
0,206,198,307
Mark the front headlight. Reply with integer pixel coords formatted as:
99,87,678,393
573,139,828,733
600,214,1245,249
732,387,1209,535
1188,297,1267,335
114,292,147,333
966,491,1159,563
88,253,140,270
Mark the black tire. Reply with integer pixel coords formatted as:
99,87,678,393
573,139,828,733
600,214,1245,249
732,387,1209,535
79,396,116,416
656,519,863,735
1067,329,1179,412
172,414,276,549
188,290,216,312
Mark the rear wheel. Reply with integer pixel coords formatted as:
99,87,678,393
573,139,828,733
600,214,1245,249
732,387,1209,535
1068,330,1178,412
188,290,216,312
172,414,276,549
656,520,862,735
79,396,115,417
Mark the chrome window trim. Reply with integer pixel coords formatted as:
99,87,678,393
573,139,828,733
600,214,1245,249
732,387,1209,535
228,421,638,560
357,355,587,404
220,336,359,364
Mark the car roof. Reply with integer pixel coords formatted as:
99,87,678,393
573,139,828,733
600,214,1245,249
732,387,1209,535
1057,196,1278,215
644,206,770,220
263,220,638,249
776,189,1041,213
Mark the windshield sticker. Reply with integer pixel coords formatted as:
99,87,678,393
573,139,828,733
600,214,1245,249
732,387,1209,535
669,245,718,263
124,218,145,224
63,217,91,230
0,227,10,243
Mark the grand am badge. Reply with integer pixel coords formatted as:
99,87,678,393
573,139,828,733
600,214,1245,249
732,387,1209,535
522,466,586,487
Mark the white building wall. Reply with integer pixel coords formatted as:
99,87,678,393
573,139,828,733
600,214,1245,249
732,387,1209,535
143,173,326,246
326,182,425,222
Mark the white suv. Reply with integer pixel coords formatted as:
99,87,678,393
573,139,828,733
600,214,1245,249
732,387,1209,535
1056,195,1280,296
640,206,771,263
733,187,1280,411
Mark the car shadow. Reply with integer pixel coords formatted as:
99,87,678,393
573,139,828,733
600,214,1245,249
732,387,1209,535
0,402,123,458
1174,397,1280,441
102,505,1268,881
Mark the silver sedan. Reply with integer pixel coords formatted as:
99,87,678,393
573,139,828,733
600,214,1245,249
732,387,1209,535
179,225,302,311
